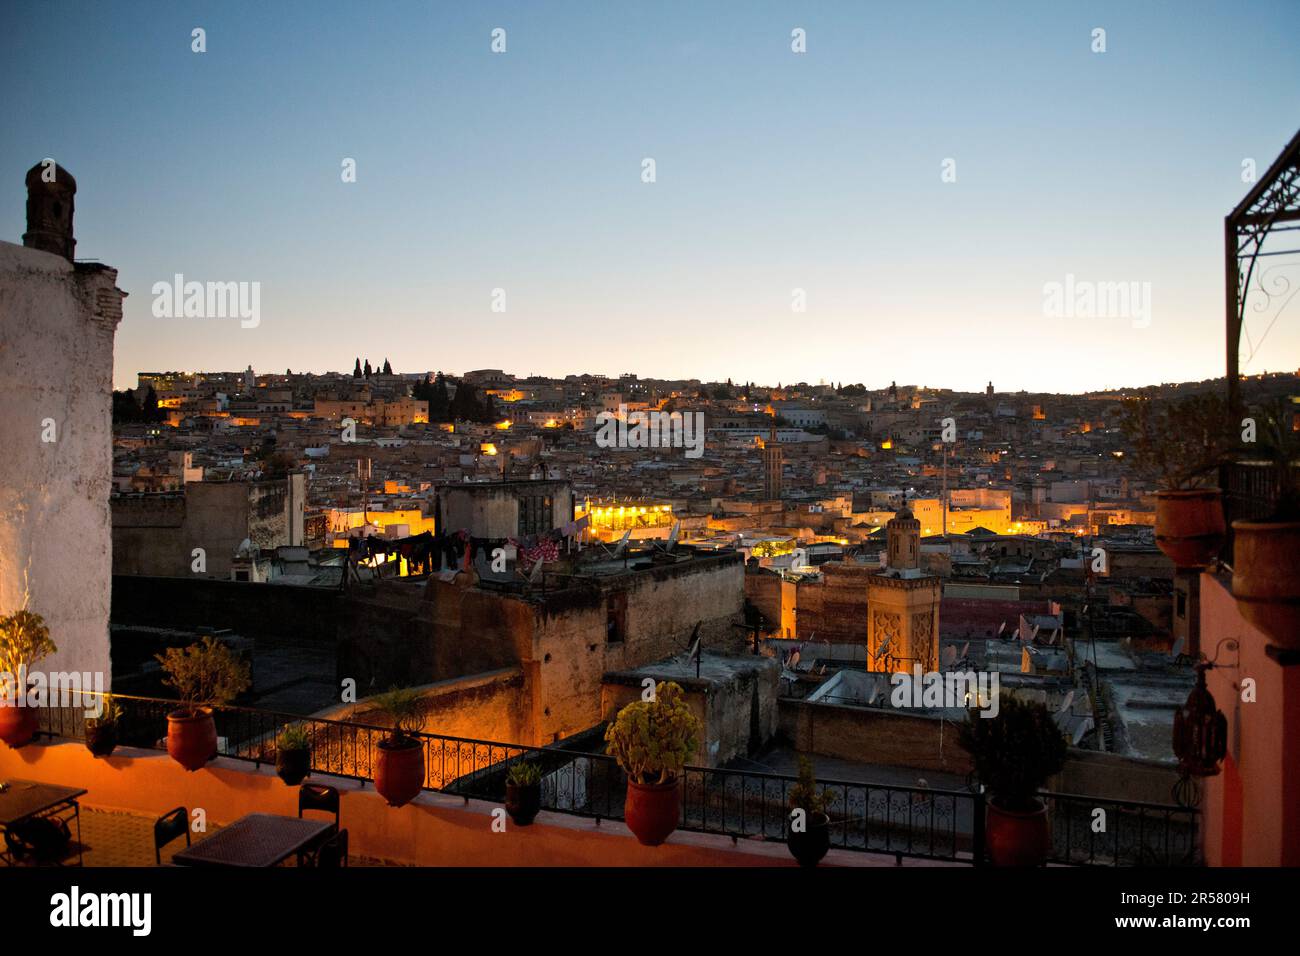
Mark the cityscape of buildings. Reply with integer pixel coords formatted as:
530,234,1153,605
1,1,1296,939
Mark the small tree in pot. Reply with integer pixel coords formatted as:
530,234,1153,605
370,688,426,807
155,636,251,771
504,760,543,826
1120,393,1234,568
958,696,1067,867
1232,398,1300,649
787,756,834,867
604,680,702,846
0,610,55,748
84,696,122,758
276,722,312,785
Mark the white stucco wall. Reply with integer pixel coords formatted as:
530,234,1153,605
0,240,122,683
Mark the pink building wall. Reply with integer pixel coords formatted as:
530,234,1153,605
1200,572,1300,866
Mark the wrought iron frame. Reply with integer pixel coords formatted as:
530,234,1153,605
1226,129,1300,412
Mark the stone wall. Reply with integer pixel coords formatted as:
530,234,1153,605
534,553,746,744
335,667,531,744
778,698,973,776
112,476,303,578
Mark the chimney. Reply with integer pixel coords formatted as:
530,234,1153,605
23,160,77,260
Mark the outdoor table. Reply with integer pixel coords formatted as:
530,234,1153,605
172,813,333,868
0,779,87,866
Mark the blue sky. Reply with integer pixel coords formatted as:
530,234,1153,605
2,1,1298,392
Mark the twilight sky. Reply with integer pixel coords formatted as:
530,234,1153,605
2,1,1298,393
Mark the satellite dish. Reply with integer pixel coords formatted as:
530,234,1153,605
665,520,681,552
959,642,970,660
528,558,544,584
1170,636,1185,659
780,668,799,682
942,645,957,667
611,530,631,558
1058,690,1074,714
1071,719,1092,745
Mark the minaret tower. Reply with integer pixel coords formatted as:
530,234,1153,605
867,496,941,673
762,419,783,501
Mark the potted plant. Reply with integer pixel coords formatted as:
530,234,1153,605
370,688,426,807
0,610,55,748
786,756,833,867
1120,393,1234,568
155,636,251,771
84,696,122,757
958,696,1067,867
604,680,702,846
275,722,312,785
504,760,543,826
1232,398,1300,649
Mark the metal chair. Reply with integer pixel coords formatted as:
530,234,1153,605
297,784,340,830
153,807,190,864
311,828,349,868
296,784,340,865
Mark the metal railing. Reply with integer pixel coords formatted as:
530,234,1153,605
37,692,1199,866
1220,459,1300,565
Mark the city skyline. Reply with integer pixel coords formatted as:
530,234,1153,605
3,1,1298,393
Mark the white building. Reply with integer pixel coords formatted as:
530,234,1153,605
0,163,124,684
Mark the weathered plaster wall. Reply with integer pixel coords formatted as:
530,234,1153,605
534,555,746,744
335,667,531,745
112,476,303,578
0,241,121,683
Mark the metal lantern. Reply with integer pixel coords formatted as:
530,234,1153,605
1172,663,1228,777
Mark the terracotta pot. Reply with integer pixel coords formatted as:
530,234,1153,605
786,810,831,867
986,797,1051,867
1231,519,1300,650
374,738,425,807
166,710,217,771
0,707,39,748
85,723,118,758
276,747,311,786
505,782,541,826
1155,489,1226,569
624,778,680,846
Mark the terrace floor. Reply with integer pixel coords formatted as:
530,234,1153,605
16,808,404,868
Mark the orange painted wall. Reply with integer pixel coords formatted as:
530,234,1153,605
0,741,906,868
